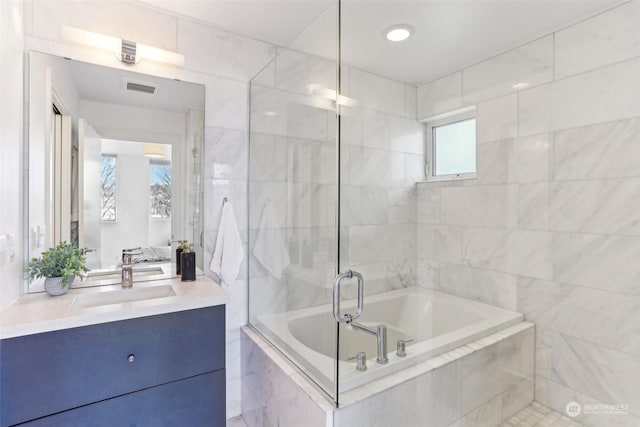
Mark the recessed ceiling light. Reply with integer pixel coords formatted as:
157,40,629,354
264,111,277,117
383,24,414,42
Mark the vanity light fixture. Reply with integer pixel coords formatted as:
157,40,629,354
62,27,185,67
383,24,414,42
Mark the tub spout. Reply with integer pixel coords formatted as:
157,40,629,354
350,322,389,364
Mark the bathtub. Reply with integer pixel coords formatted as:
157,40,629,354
254,286,523,393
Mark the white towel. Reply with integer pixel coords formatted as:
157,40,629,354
253,202,290,279
210,201,244,287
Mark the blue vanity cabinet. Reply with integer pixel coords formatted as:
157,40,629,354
0,305,225,426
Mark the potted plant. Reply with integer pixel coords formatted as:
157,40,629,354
26,242,89,296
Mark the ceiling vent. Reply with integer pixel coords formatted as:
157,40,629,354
121,78,161,95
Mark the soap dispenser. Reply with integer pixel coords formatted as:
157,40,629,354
180,243,196,282
175,240,187,275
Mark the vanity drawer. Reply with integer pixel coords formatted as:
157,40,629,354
20,370,226,427
1,305,225,426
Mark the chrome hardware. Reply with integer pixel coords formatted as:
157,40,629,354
351,323,389,364
333,270,364,323
348,352,368,371
121,247,142,288
396,339,414,357
127,354,135,363
80,247,96,255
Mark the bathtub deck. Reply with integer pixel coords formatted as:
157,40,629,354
502,402,583,427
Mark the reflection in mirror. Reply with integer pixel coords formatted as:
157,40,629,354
27,51,205,291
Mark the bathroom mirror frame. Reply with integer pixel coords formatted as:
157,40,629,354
23,46,209,293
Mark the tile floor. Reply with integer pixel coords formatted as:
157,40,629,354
502,402,584,427
226,402,582,427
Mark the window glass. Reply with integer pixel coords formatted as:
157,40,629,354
100,155,117,221
150,162,172,219
433,118,476,176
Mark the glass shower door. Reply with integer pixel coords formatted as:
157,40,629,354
247,1,341,402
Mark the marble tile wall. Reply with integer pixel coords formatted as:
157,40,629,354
22,0,279,418
416,2,640,425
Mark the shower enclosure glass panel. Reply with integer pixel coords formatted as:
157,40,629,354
248,2,340,401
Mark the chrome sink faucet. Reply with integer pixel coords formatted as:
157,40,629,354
121,247,142,288
350,322,389,364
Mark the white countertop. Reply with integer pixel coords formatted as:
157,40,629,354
0,276,227,339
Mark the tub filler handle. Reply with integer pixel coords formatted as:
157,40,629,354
348,352,368,371
396,339,414,357
333,270,364,324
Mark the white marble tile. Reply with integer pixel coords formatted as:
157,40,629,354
205,127,248,180
417,224,463,264
510,133,552,183
554,118,640,181
554,2,640,79
463,36,553,104
501,378,534,421
551,334,640,417
288,183,330,228
476,140,510,185
417,185,441,225
348,224,416,264
388,187,417,224
360,109,390,150
205,76,249,131
518,279,640,358
341,185,388,226
404,84,417,119
548,179,640,235
388,115,424,154
288,138,335,185
177,18,276,81
461,342,505,413
347,146,405,187
204,179,248,232
248,181,287,229
476,94,518,143
417,72,464,120
449,394,502,427
250,85,288,136
462,228,553,279
252,60,275,88
340,106,363,146
416,259,440,289
552,232,640,295
519,57,640,136
517,183,549,231
30,0,178,50
440,185,518,228
349,68,405,117
249,133,287,182
275,49,309,94
438,264,518,310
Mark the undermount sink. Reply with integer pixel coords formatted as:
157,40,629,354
72,284,177,309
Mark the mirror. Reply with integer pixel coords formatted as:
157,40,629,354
27,51,205,291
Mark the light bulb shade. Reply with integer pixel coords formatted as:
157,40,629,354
62,26,184,67
383,24,415,42
143,143,169,159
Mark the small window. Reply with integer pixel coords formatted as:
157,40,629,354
150,161,172,219
426,109,476,181
100,155,117,222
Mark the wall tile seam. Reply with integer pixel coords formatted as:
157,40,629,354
417,0,628,89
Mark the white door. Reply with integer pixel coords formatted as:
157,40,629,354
78,118,102,269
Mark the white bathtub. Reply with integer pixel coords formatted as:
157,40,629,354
255,286,523,392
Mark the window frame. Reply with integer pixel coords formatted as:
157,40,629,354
424,107,477,182
149,159,172,221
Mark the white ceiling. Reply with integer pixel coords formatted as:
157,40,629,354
67,57,205,112
136,0,621,85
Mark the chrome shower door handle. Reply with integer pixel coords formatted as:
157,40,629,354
333,270,364,323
